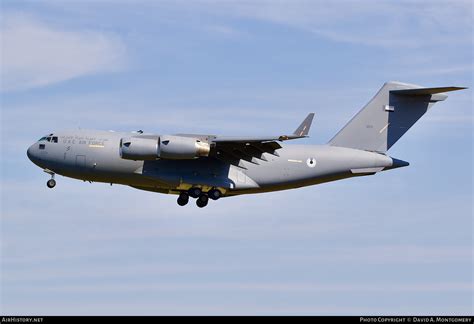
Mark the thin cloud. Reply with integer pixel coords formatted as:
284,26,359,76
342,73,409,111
200,0,472,48
204,24,246,38
1,13,128,92
405,64,474,77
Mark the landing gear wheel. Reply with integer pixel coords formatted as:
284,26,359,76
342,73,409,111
188,187,202,199
177,192,189,206
208,189,221,200
196,194,209,208
47,179,56,188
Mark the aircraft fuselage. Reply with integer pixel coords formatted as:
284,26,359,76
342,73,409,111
27,129,405,199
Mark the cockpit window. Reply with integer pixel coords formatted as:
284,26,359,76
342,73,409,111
39,135,58,143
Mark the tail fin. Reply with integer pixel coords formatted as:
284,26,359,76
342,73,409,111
329,81,466,152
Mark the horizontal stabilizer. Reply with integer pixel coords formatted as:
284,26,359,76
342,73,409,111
391,87,467,96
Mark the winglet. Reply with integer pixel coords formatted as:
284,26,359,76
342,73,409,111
293,113,315,137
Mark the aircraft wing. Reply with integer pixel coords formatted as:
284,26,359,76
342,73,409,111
210,113,314,169
212,134,307,143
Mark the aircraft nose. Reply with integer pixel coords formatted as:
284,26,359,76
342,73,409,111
27,144,37,163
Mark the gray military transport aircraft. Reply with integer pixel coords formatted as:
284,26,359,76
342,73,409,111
27,81,465,207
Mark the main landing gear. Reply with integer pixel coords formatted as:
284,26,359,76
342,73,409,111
176,187,222,207
177,192,189,206
188,187,202,199
196,194,209,208
207,189,221,200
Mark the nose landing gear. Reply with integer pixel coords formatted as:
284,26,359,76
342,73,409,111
44,170,56,188
47,179,56,188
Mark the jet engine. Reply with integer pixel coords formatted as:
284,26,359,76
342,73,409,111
120,137,158,160
158,135,210,159
120,135,210,160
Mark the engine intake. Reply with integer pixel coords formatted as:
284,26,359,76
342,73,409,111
119,135,210,160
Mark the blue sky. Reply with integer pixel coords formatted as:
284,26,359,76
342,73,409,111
1,0,472,315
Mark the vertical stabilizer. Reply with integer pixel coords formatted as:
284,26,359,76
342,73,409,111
328,81,465,152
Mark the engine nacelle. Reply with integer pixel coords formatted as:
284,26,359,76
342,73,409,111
158,135,210,159
120,137,158,160
119,135,210,160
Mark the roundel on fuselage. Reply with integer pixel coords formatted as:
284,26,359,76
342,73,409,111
306,157,316,168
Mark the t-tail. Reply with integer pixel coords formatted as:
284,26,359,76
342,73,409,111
329,81,466,153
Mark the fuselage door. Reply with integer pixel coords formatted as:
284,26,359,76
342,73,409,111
75,155,86,169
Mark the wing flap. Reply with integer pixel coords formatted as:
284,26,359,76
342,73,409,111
211,113,314,167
